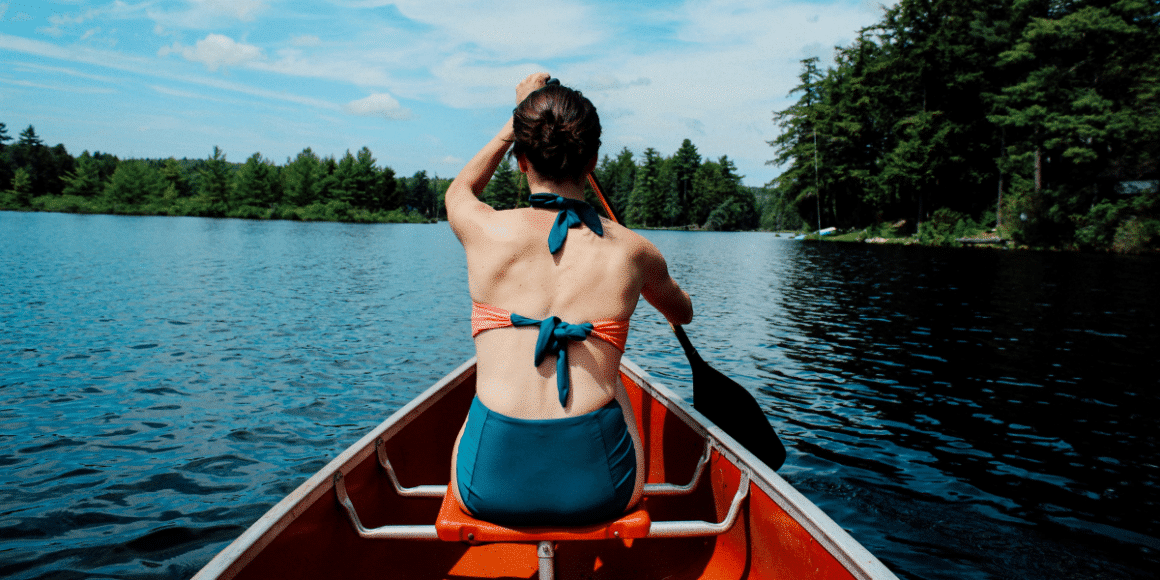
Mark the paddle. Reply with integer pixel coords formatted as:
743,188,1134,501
585,171,787,471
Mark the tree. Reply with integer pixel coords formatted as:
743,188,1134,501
482,158,522,210
283,148,323,207
159,157,192,198
197,146,232,215
316,155,339,203
6,125,64,197
336,147,388,210
626,148,665,227
593,147,635,220
0,123,11,191
770,57,827,230
664,139,701,226
407,170,436,217
692,156,749,228
6,167,32,206
989,0,1160,246
233,152,281,208
104,160,165,208
380,165,401,211
62,151,105,198
18,125,44,148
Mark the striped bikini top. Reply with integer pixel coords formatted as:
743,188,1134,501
470,302,631,407
471,302,630,350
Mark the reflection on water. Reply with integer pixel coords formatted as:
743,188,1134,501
1,213,1157,579
634,233,1159,580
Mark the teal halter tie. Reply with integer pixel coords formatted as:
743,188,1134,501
528,193,604,253
509,313,594,407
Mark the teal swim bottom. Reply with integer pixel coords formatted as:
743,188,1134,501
456,395,637,527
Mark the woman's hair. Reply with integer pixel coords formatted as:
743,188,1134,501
511,84,601,183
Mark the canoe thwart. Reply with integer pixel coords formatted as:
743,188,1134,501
333,472,439,540
376,438,446,498
641,439,711,496
648,471,749,538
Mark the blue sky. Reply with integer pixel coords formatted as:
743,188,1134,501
1,0,892,186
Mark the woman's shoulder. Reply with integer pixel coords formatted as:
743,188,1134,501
601,221,659,258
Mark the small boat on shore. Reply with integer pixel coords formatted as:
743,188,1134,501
193,357,898,580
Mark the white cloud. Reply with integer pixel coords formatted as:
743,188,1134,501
391,0,603,60
345,93,413,120
194,0,266,21
0,75,117,94
148,0,267,30
162,34,264,72
291,35,321,47
11,61,120,83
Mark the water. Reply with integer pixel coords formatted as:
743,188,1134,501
2,212,1157,579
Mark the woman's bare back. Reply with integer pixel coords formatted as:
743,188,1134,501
466,205,647,419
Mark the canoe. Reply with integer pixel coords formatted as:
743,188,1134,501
193,357,898,580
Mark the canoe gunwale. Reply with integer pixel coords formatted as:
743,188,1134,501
191,357,479,580
618,357,898,580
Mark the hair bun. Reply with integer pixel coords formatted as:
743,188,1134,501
512,85,601,182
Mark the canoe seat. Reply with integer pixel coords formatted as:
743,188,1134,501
334,439,749,579
336,438,747,542
435,484,652,543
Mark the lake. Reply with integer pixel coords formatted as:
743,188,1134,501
1,211,1157,579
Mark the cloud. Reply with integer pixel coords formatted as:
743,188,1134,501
11,61,120,83
148,0,267,30
0,75,117,94
391,0,603,60
161,34,264,72
291,35,321,47
345,93,413,120
194,0,266,21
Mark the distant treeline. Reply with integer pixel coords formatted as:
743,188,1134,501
0,121,786,231
771,0,1159,252
480,141,794,231
0,123,445,223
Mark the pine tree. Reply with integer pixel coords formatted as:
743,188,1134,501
665,139,701,226
283,148,322,207
197,146,232,215
62,151,105,198
105,160,165,208
594,147,635,220
990,0,1160,246
626,148,665,227
234,152,281,208
482,158,522,210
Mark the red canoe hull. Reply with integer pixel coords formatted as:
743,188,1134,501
194,358,897,580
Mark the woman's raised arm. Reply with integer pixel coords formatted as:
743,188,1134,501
445,73,551,241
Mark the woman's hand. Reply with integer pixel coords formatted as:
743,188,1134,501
516,72,550,106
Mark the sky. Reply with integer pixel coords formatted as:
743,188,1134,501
0,0,893,187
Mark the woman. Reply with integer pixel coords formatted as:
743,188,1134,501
445,72,694,527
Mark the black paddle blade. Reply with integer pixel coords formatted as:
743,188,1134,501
674,325,787,471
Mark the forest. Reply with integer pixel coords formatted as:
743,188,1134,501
3,0,1157,251
0,123,442,224
0,120,765,231
771,0,1159,252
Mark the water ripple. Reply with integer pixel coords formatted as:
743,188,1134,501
2,214,1157,579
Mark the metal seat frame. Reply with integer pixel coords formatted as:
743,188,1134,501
334,439,750,579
